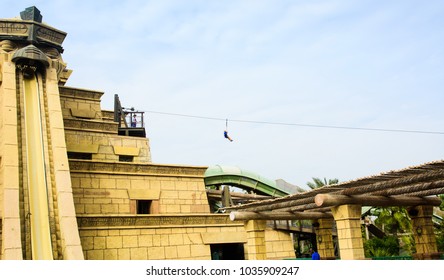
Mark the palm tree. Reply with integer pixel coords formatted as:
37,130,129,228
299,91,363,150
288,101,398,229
371,207,414,256
306,177,339,190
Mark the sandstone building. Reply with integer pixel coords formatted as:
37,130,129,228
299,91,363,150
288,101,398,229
0,7,296,260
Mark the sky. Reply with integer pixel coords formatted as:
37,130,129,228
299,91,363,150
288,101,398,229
2,0,444,189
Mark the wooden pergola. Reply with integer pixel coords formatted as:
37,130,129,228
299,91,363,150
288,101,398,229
223,160,444,259
226,160,444,219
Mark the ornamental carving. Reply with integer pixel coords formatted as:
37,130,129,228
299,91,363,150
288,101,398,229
0,20,66,48
77,214,239,228
63,119,118,134
68,160,206,177
59,87,104,101
0,22,28,35
0,40,16,52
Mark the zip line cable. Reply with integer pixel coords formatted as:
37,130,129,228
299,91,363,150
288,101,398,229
142,110,444,135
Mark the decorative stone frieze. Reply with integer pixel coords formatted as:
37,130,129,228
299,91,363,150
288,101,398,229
63,119,118,134
59,86,104,101
0,19,66,50
77,214,240,228
69,160,206,177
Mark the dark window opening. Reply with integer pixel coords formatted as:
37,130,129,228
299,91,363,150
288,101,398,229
137,200,152,214
119,155,134,162
67,152,92,160
210,243,245,260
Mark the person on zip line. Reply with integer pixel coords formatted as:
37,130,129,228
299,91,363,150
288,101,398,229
224,130,233,142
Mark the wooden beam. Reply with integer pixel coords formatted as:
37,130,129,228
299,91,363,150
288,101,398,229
207,195,269,202
340,171,444,195
314,194,442,208
226,196,317,212
283,203,329,212
206,189,271,200
368,180,444,196
224,187,331,211
229,211,333,221
406,187,444,197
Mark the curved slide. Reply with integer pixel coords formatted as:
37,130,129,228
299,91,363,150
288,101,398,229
24,73,53,259
204,165,290,197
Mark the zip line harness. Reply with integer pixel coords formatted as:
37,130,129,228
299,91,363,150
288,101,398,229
224,119,233,142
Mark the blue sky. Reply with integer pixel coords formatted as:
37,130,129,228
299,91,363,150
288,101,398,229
3,1,444,188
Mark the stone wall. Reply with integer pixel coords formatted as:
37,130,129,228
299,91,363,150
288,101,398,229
59,86,103,120
265,228,295,259
77,215,245,260
70,166,210,215
60,85,152,163
65,130,151,163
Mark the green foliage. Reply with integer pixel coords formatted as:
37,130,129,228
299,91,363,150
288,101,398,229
435,195,444,252
369,207,416,255
364,236,400,258
374,207,412,235
209,199,222,213
436,234,444,253
399,234,416,255
436,212,444,252
306,177,339,190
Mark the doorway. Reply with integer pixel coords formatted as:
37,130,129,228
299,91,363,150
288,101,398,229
210,243,245,260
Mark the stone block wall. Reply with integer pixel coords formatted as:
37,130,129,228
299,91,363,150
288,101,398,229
265,228,295,259
65,130,151,163
78,215,245,260
71,171,210,215
59,86,103,120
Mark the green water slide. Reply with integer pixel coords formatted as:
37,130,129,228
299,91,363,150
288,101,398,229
204,165,290,197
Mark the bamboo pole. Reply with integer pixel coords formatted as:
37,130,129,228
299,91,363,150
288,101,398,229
405,187,444,197
206,189,271,200
225,196,317,212
283,204,331,213
367,180,444,196
225,186,334,210
314,194,442,207
340,171,444,196
229,211,333,221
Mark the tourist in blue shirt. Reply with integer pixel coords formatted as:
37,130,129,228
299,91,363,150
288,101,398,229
311,250,320,260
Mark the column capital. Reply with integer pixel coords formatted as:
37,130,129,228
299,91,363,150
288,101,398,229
331,204,362,220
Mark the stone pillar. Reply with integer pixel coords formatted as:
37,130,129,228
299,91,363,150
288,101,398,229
45,67,84,260
244,220,267,260
315,218,335,259
409,205,439,260
331,204,365,260
0,57,24,259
